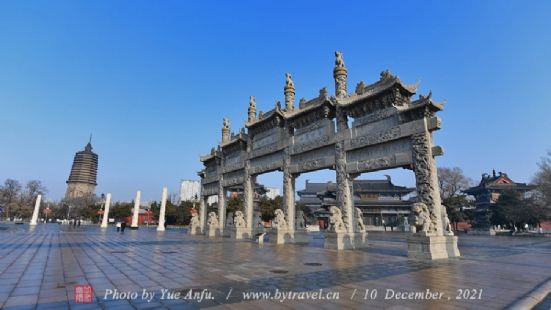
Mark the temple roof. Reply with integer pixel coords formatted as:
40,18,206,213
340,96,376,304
463,170,535,195
339,70,418,106
297,178,415,195
245,102,285,129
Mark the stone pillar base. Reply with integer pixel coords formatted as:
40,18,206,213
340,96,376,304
222,228,232,238
187,225,201,235
268,228,295,244
324,232,368,250
407,234,460,260
231,227,252,240
267,229,310,244
206,227,220,237
293,230,310,244
130,226,138,230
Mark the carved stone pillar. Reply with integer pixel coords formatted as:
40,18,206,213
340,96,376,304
335,108,354,234
218,184,226,232
408,118,460,259
283,169,295,232
248,96,256,123
284,73,295,111
333,51,347,99
411,121,443,236
243,171,254,231
199,196,206,234
222,118,231,143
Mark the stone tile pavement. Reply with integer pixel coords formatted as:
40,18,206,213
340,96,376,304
0,224,550,309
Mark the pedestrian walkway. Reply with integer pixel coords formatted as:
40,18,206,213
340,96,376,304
0,224,550,309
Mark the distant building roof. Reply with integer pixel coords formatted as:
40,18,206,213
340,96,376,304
297,176,414,196
463,170,535,195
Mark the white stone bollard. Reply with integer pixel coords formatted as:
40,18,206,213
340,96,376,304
131,191,141,229
30,194,42,226
100,193,112,228
157,187,168,231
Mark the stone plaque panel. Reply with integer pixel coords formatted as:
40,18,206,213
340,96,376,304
223,150,245,173
346,117,440,151
290,119,336,155
222,170,245,187
250,152,284,175
289,145,335,174
346,138,413,174
202,183,219,196
250,128,285,158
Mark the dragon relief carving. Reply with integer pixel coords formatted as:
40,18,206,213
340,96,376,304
411,131,440,234
335,139,352,228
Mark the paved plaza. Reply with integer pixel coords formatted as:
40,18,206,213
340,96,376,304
0,224,550,310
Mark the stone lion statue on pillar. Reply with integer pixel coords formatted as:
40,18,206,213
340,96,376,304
207,212,219,228
190,212,200,230
328,206,346,233
412,202,432,233
233,211,246,228
355,207,366,232
273,209,288,229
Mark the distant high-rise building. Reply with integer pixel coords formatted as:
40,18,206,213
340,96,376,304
179,180,201,202
65,140,98,199
265,187,280,200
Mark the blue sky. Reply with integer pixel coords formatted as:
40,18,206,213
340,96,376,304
1,0,550,202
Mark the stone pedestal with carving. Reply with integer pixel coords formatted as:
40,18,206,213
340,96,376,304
324,232,367,250
208,226,221,237
293,230,309,244
188,224,201,235
324,232,354,250
232,227,252,240
407,233,459,260
268,228,294,245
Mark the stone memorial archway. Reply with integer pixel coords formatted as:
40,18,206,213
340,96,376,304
195,52,460,259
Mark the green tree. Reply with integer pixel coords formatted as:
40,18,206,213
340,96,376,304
491,190,531,229
226,197,243,215
110,202,132,221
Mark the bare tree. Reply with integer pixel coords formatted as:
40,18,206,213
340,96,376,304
438,167,474,201
0,179,22,218
533,149,551,208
